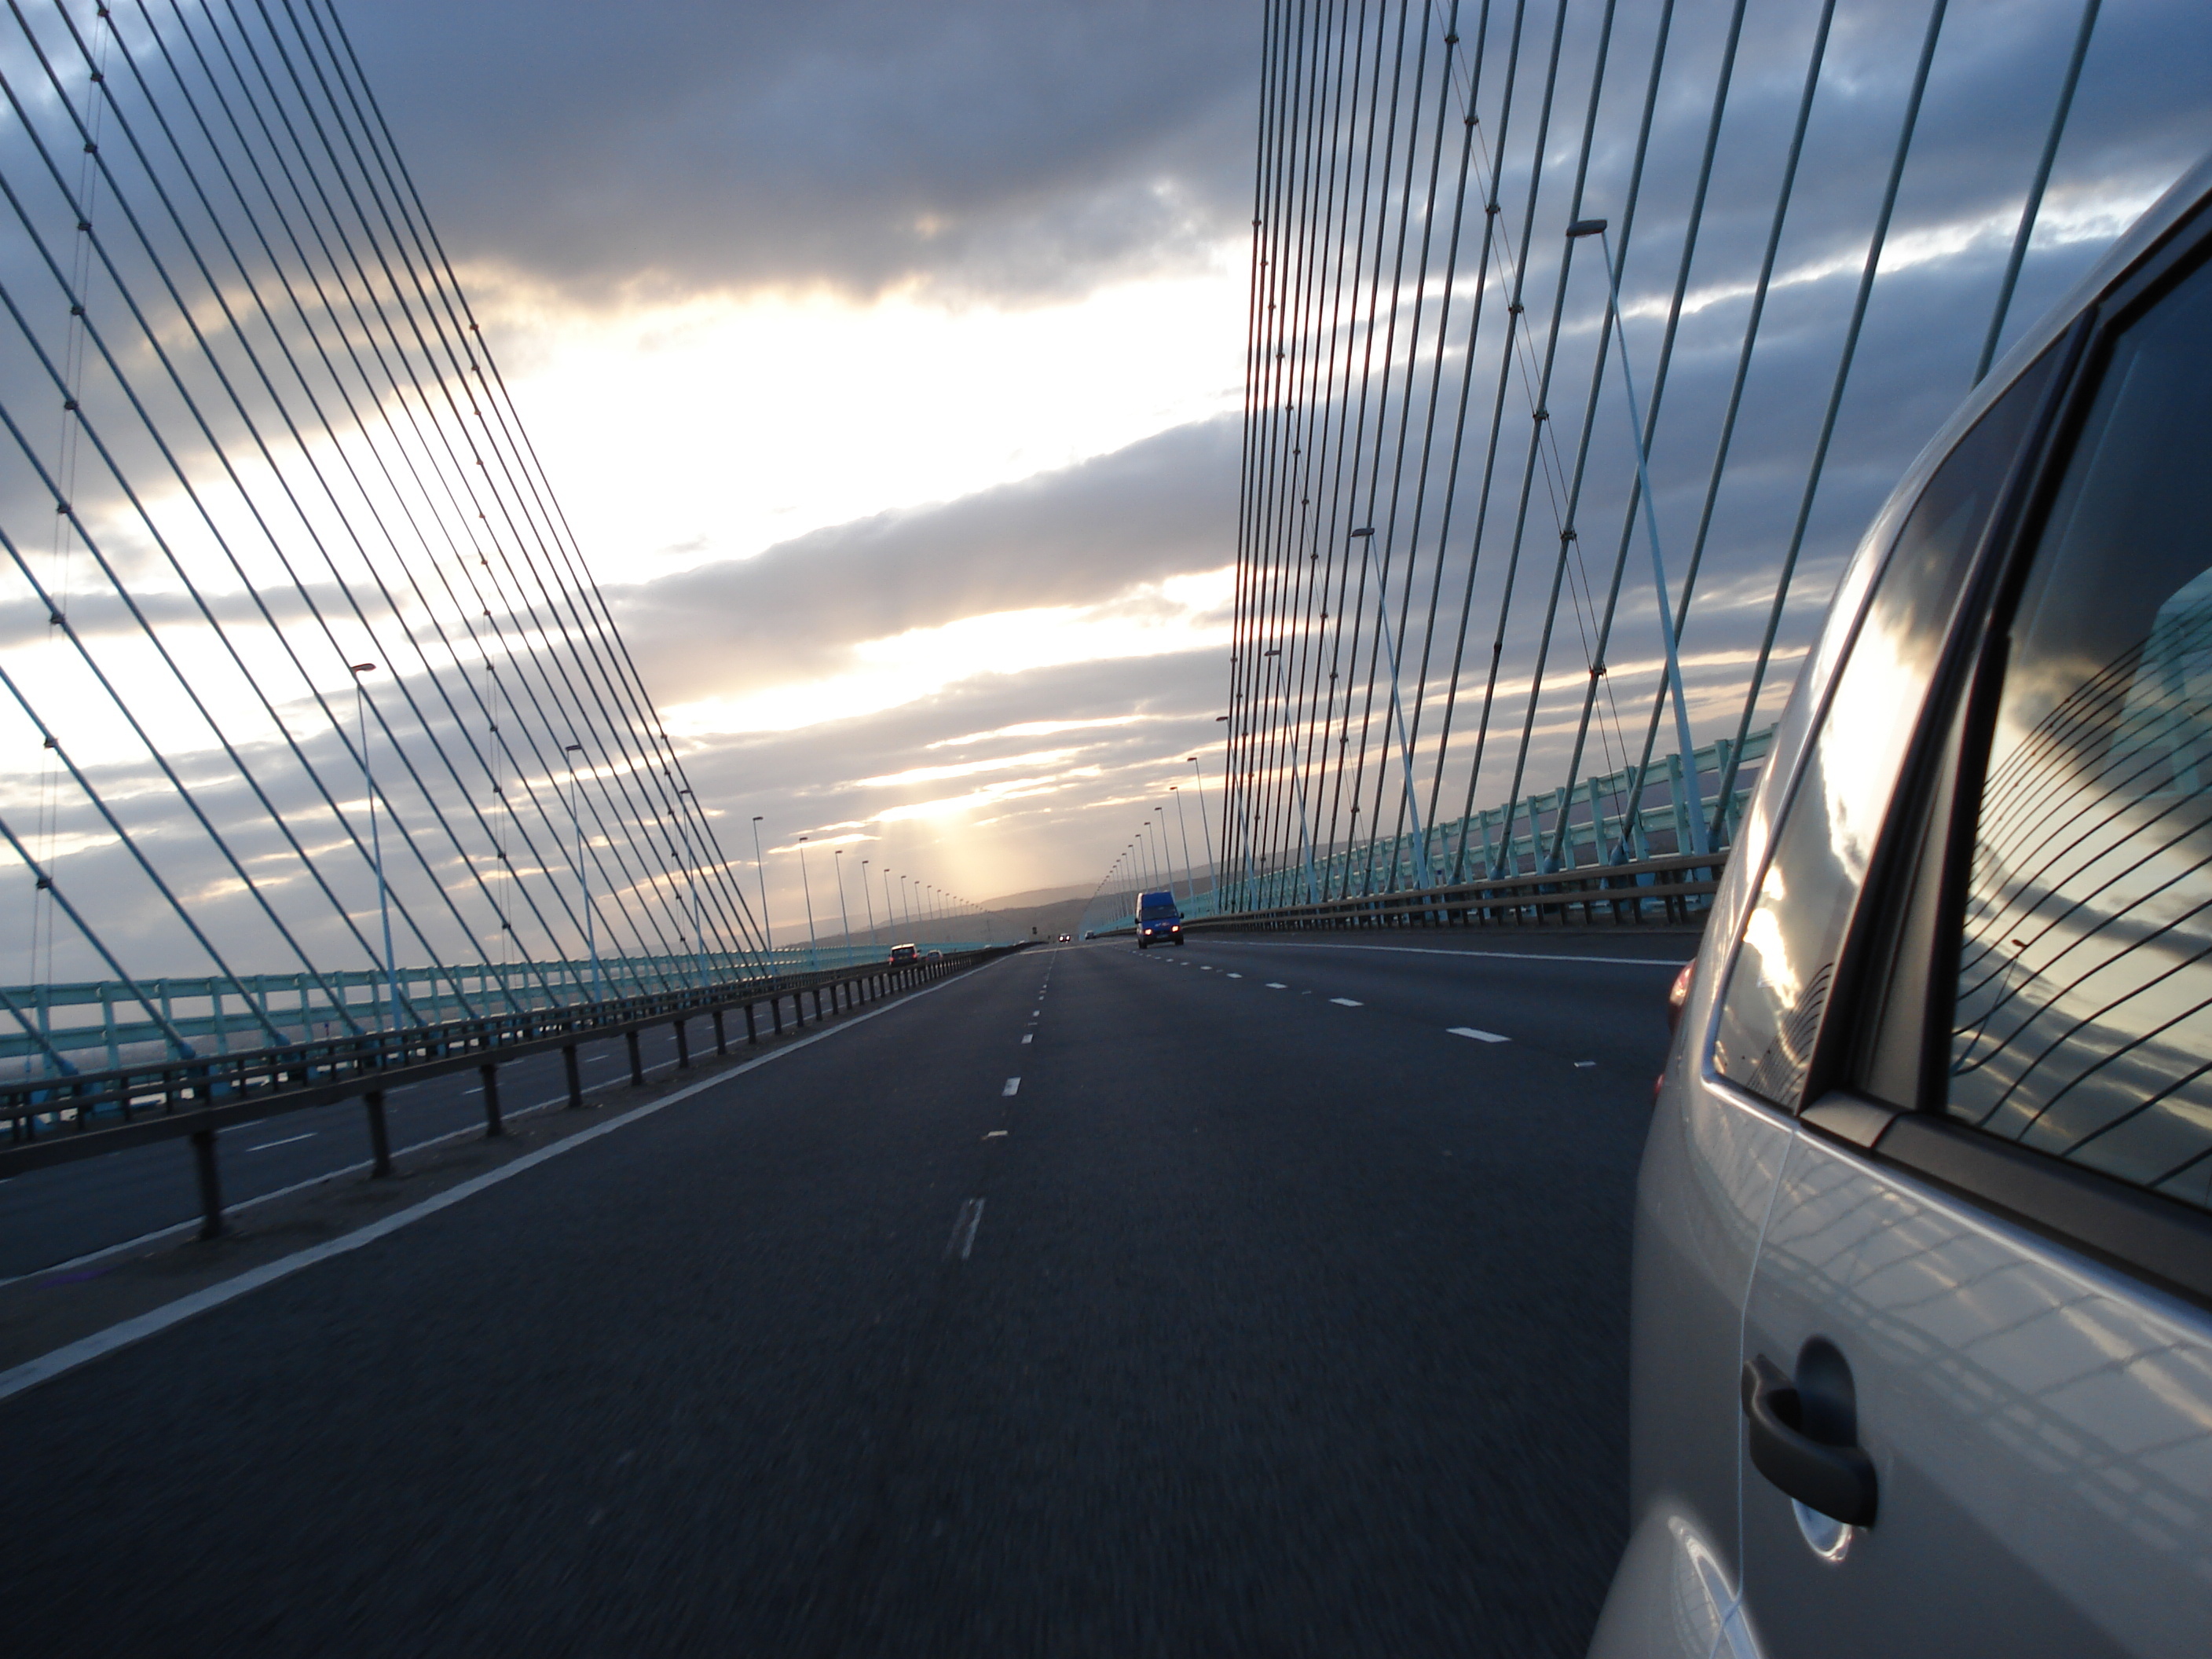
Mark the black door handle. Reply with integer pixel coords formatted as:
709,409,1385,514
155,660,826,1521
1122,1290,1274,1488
1742,1355,1879,1526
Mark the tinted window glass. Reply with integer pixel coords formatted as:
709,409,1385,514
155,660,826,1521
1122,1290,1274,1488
1712,351,2055,1108
1949,258,2212,1213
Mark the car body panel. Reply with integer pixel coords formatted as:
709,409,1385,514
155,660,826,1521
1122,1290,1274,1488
1737,1123,2211,1657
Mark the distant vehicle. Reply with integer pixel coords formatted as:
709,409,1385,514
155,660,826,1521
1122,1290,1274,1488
1057,933,1072,943
1083,930,1096,940
1591,158,2212,1658
925,950,944,961
1135,890,1184,949
887,943,919,965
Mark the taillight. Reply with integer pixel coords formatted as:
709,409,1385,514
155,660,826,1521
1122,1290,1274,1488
1666,960,1695,1034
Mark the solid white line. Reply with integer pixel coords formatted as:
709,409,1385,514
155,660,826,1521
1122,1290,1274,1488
1448,1027,1510,1043
1209,941,1691,967
1002,1077,1020,1097
245,1133,317,1152
0,958,1002,1404
1329,998,1363,1008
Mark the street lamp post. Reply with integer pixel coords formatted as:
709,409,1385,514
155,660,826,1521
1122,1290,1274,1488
1171,786,1199,913
797,834,819,971
350,662,401,1031
563,742,599,1002
1187,756,1217,903
883,867,897,943
899,874,913,933
1155,804,1176,900
677,787,705,990
833,848,854,965
750,815,774,961
861,858,878,947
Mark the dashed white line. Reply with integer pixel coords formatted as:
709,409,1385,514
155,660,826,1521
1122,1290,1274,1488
1225,972,1243,980
983,1130,1008,1139
1448,1027,1510,1043
1574,1060,1597,1068
1265,982,1287,989
1020,1034,1033,1045
947,1198,985,1261
246,1132,317,1152
1002,1077,1021,1097
1329,998,1362,1008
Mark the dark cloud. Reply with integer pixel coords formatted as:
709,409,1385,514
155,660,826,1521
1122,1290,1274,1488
606,414,1240,702
346,0,1258,304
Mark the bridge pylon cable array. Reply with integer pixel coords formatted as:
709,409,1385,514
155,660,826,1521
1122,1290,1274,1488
0,0,769,1071
1207,0,2130,923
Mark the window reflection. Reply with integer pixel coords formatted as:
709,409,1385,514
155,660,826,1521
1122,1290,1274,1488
1950,259,2212,1212
1713,353,2055,1109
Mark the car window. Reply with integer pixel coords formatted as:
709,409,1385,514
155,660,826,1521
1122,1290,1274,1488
1947,257,2212,1214
1710,349,2056,1110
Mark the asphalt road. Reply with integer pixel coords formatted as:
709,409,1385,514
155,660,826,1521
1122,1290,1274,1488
0,932,1688,1656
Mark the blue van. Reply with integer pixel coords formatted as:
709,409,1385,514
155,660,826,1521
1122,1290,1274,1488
1135,891,1184,949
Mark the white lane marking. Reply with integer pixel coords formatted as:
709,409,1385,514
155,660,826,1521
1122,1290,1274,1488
1574,1060,1597,1068
1225,972,1243,980
1329,998,1363,1007
1020,1034,1033,1045
947,1197,985,1261
245,1133,317,1152
1448,1027,1510,1043
1002,1077,1021,1097
984,1130,1008,1139
1265,982,1287,989
0,950,1011,1398
1210,941,1692,968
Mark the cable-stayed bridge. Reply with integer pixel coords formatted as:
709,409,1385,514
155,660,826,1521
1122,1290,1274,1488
1082,0,2137,937
2,5,2207,1651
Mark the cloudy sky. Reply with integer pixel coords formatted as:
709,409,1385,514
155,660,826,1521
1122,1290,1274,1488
9,0,2204,998
336,0,1260,934
333,0,2212,942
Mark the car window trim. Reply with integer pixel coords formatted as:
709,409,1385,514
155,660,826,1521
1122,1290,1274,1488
1800,200,2212,1300
1798,1085,2212,1310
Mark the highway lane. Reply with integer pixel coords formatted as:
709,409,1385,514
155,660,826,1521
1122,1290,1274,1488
0,1022,701,1281
1,936,1679,1655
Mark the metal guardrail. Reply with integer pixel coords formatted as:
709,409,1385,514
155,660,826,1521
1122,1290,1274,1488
2,943,1028,1243
0,940,1005,1072
1158,850,1725,936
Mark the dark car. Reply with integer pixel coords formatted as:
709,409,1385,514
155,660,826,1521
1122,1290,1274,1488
1135,890,1184,949
887,943,919,965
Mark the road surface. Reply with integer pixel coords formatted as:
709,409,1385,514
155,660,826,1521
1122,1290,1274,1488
0,931,1689,1655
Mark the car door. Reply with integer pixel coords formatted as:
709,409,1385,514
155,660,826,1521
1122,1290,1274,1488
1731,223,2212,1654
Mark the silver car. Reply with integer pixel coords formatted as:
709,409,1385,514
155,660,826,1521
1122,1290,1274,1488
1591,157,2212,1656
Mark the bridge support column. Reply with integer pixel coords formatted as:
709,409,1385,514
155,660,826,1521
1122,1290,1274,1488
563,1044,583,1109
771,996,783,1036
480,1062,503,1137
626,1029,644,1086
675,1019,690,1070
191,1125,225,1240
712,1008,727,1055
365,1088,392,1177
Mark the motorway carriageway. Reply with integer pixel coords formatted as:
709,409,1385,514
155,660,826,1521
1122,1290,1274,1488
1,931,1689,1656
